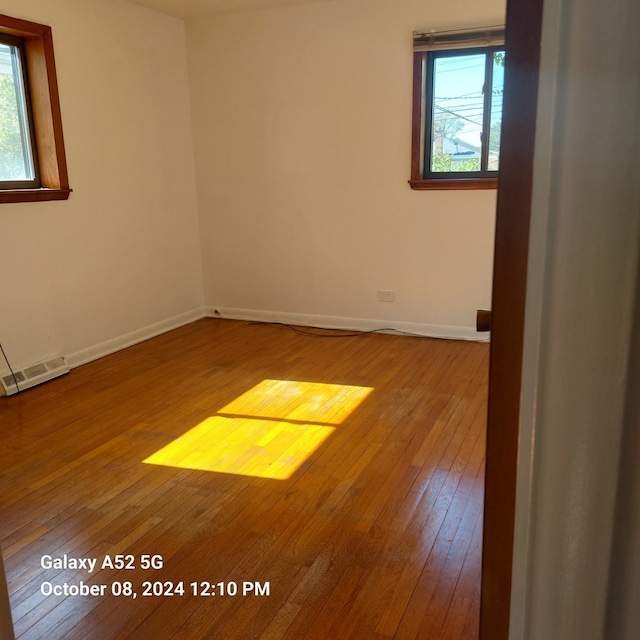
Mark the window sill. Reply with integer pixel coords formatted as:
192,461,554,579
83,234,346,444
409,178,498,191
0,188,72,204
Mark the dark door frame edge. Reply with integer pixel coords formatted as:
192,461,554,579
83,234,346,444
479,0,545,636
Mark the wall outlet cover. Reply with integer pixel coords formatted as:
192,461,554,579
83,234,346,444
377,290,396,303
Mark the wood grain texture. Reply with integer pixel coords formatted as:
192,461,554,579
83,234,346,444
0,319,487,639
480,0,544,635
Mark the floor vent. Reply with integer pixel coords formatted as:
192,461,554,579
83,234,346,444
1,356,69,396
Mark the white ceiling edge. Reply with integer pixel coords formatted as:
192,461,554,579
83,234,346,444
126,0,336,20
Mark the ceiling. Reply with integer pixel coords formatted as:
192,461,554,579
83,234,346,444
126,0,334,19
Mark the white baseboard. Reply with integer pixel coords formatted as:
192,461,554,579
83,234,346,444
62,304,487,373
66,308,206,369
204,306,488,342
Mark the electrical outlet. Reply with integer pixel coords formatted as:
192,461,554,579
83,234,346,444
377,290,396,303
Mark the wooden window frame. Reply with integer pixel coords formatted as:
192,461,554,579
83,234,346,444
0,13,70,204
410,38,502,191
0,32,41,190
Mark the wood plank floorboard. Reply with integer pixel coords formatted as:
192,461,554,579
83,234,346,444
0,318,488,639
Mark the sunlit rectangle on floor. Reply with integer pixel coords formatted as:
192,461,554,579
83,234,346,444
143,380,374,479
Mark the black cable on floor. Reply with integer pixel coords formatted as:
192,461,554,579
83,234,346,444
246,320,417,338
0,342,20,394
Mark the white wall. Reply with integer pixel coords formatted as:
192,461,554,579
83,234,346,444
0,0,502,378
512,0,640,636
0,0,204,371
186,0,504,338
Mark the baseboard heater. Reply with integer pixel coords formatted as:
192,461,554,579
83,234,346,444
0,356,69,396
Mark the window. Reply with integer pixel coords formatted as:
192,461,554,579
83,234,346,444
0,34,39,188
410,26,505,190
0,14,70,203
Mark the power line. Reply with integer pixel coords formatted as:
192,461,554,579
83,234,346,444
434,103,482,127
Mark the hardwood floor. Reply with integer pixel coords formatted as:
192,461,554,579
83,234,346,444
0,319,488,639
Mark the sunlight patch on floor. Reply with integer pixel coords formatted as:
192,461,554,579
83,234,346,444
143,379,374,479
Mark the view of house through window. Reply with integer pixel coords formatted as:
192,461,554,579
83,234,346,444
410,26,505,189
0,37,37,186
430,48,504,173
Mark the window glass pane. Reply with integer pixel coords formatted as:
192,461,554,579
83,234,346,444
0,42,35,182
488,51,505,171
431,52,485,173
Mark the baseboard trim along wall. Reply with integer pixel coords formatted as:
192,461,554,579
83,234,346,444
204,307,488,342
66,308,207,369
1,306,487,387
